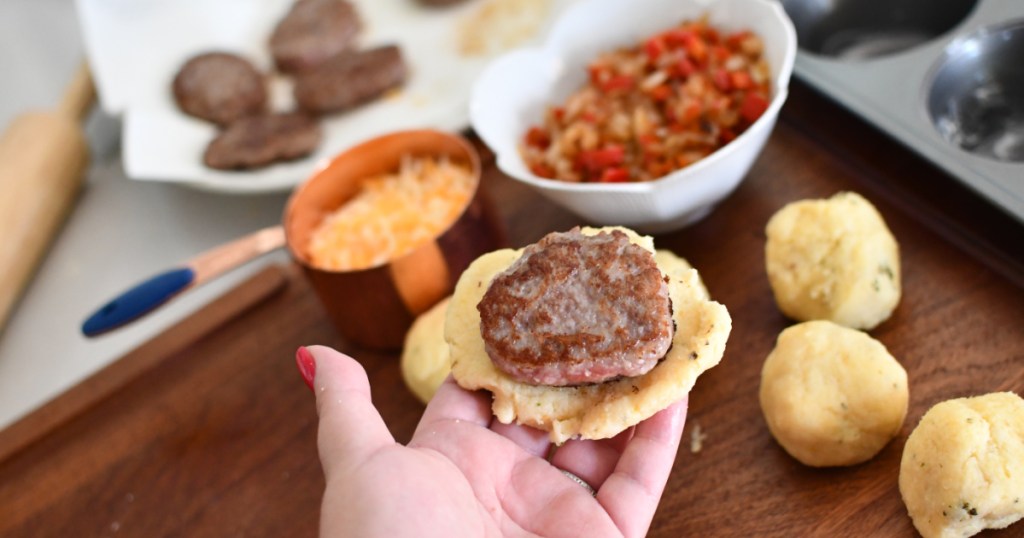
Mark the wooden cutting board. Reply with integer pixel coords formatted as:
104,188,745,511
0,81,1021,537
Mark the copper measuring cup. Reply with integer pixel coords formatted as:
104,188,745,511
283,130,504,349
83,130,505,350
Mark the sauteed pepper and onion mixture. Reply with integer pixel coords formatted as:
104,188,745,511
521,18,772,183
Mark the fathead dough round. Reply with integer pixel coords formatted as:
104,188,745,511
406,250,711,408
765,191,901,330
899,392,1024,538
759,320,908,467
447,226,731,444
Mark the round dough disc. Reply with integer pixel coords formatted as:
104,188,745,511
446,227,731,444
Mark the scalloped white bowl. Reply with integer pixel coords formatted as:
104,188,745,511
470,0,796,233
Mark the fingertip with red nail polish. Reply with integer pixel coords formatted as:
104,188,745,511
295,346,316,391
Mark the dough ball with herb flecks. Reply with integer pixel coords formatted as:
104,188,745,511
759,320,908,467
765,191,900,330
899,392,1024,538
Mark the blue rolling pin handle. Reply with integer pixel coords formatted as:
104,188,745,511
81,267,196,337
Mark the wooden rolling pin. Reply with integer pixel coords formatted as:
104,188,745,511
0,63,94,331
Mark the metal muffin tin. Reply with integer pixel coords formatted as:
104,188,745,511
780,0,1024,224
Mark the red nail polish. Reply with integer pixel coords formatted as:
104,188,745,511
295,346,316,391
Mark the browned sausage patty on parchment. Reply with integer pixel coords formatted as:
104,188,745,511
203,113,322,170
270,0,361,73
172,52,266,126
477,228,674,386
294,45,408,115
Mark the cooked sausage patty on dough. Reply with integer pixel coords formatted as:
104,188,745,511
477,228,674,386
172,52,266,126
294,45,408,115
203,113,322,170
269,0,361,73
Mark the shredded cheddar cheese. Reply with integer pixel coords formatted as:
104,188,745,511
458,0,549,57
308,156,474,271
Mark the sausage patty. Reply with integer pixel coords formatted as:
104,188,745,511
203,113,322,170
172,52,266,126
477,228,674,386
270,0,361,73
294,45,408,115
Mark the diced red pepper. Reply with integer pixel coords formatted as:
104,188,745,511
685,36,708,64
576,145,625,173
649,84,672,101
710,96,732,114
529,162,557,178
638,134,659,150
599,167,631,183
675,57,696,78
730,71,753,90
663,29,696,48
523,19,770,184
525,127,551,149
645,36,666,62
712,45,732,62
645,160,671,178
739,92,769,123
601,75,635,92
725,31,752,49
704,27,721,45
677,100,702,125
712,70,732,91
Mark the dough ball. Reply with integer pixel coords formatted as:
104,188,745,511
765,191,900,330
400,297,451,404
899,392,1024,538
759,320,908,467
447,227,731,444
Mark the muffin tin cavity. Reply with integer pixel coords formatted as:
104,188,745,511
927,21,1024,162
781,0,978,59
785,0,1024,223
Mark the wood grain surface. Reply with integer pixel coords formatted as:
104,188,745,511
0,80,1021,537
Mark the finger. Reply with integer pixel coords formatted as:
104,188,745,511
413,375,492,440
489,421,551,458
550,426,634,489
305,345,395,478
597,398,688,538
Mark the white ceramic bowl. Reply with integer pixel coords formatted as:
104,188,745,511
470,0,797,233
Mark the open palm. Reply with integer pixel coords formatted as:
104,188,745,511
307,345,688,538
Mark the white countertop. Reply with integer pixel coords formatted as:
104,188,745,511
0,0,290,431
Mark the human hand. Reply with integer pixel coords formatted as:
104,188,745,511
298,345,688,538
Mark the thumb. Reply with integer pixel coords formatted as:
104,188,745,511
299,345,395,477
